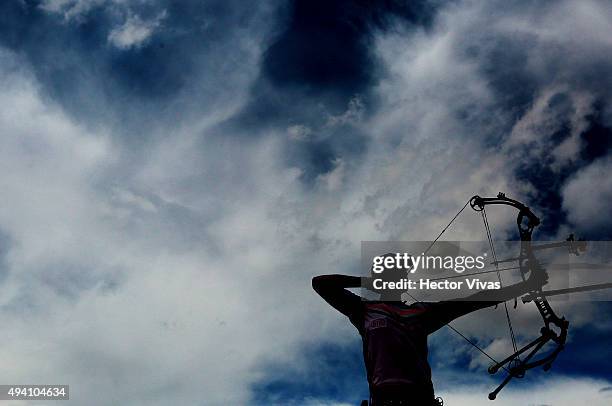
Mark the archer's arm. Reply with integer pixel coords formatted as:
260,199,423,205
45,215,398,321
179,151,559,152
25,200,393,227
424,274,546,333
312,274,363,319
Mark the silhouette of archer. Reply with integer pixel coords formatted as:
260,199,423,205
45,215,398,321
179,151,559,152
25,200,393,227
312,253,546,406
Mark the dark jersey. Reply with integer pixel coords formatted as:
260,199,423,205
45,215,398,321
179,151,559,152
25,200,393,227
349,301,436,390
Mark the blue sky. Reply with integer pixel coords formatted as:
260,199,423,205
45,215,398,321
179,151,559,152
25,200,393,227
0,1,611,405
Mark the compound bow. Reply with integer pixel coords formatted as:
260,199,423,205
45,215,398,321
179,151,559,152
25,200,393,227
469,193,568,399
426,192,610,400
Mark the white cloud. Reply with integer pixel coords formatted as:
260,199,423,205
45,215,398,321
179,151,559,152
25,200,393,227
108,10,167,49
504,85,595,171
41,1,168,50
287,124,312,141
0,47,346,406
41,0,101,16
326,95,365,127
562,157,612,232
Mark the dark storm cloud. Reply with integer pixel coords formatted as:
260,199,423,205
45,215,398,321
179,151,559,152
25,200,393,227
234,0,437,125
263,0,434,91
225,0,438,182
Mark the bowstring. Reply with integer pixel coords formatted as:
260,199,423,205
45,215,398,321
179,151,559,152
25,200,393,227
481,207,520,359
422,200,471,256
404,198,510,373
